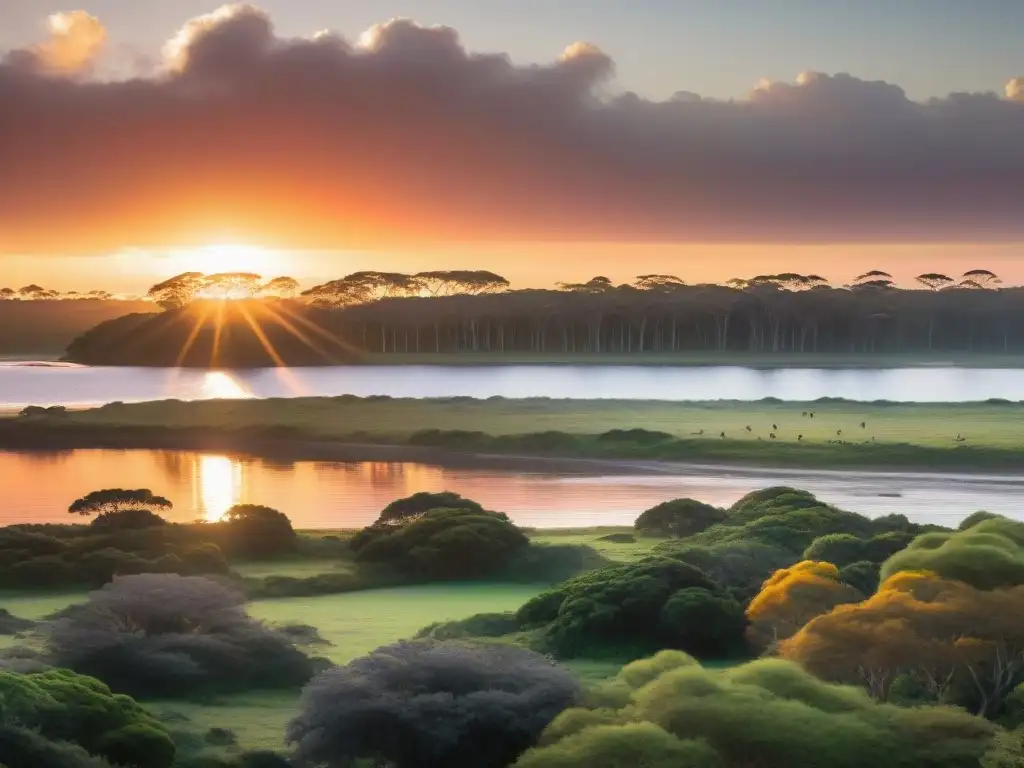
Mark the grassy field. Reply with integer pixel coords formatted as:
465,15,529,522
361,351,1024,368
45,396,1024,448
528,527,663,562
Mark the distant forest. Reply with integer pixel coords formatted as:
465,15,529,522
130,268,1024,357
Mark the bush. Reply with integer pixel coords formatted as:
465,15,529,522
95,725,176,768
0,667,173,767
287,640,580,768
219,505,296,558
802,533,868,567
89,510,167,532
596,532,636,543
516,558,743,659
5,555,74,588
352,508,529,580
415,612,521,641
656,540,794,601
960,511,1003,531
374,491,485,526
180,543,230,575
0,725,114,768
634,499,727,537
46,574,315,698
517,654,995,768
838,560,881,594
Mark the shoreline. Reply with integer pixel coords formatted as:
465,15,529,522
2,428,1024,479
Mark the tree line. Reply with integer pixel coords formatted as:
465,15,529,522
132,266,1024,355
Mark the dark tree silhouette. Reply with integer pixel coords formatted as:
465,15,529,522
220,504,296,557
68,489,172,517
916,272,955,291
147,272,205,309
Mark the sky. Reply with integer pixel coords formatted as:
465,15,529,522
1,0,1023,293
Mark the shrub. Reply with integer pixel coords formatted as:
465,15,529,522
517,654,995,768
89,509,167,532
0,667,174,767
960,511,1004,531
287,640,580,768
659,587,748,657
516,558,743,658
634,499,727,537
352,508,529,580
416,612,521,641
374,491,485,527
0,724,114,768
45,574,315,698
219,505,296,558
95,725,176,768
838,560,881,594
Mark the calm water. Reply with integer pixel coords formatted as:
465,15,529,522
4,448,1021,528
1,364,1024,408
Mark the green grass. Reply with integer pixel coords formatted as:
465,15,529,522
248,583,544,663
19,394,1024,471
527,528,663,562
40,396,1024,447
0,590,87,619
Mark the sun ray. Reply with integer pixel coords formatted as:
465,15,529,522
273,302,363,357
211,301,226,367
257,302,340,362
174,303,212,367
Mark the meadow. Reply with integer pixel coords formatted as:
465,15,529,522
12,395,1024,471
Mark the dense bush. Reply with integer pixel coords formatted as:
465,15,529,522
803,531,914,568
0,667,173,767
880,517,1024,589
89,509,167,531
516,558,745,658
376,491,486,525
218,505,296,558
352,508,529,579
0,725,114,768
287,640,580,768
960,511,1004,531
516,652,996,768
45,574,315,698
634,498,727,537
655,539,794,601
415,612,521,641
838,560,881,594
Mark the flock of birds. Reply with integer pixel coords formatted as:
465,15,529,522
689,412,969,446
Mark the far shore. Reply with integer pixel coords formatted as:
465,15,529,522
4,391,1024,474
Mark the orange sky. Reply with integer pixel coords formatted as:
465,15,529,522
3,6,1024,292
6,242,1024,294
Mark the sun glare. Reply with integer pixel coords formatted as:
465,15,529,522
196,454,242,522
200,371,252,399
169,243,282,277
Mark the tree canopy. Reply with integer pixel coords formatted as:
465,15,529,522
516,558,745,658
45,574,315,698
879,517,1024,590
68,489,172,518
0,668,174,768
287,640,579,768
634,498,727,537
351,507,529,580
780,570,1024,716
516,651,995,768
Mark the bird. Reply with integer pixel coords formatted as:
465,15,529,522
745,425,752,432
769,433,776,439
772,423,778,431
720,431,726,438
860,421,866,429
836,429,842,436
798,434,804,441
809,412,814,418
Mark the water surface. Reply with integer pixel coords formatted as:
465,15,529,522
2,364,1024,408
3,448,1020,528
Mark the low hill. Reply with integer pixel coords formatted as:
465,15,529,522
0,300,152,357
64,300,361,367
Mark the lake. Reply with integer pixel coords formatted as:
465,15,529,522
2,364,1024,409
3,448,1021,528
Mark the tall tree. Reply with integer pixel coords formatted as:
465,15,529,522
147,272,205,309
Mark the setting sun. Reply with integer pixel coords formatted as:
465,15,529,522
169,244,283,277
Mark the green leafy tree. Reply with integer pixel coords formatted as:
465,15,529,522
68,489,172,518
634,499,727,537
220,504,296,558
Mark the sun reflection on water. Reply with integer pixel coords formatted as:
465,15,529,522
197,454,242,521
200,371,251,399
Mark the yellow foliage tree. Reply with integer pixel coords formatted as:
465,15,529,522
780,571,1024,716
745,560,864,648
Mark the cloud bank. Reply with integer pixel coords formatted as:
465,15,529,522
2,3,1024,254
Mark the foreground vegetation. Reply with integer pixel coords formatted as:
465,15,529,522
9,395,1024,471
4,483,1024,766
